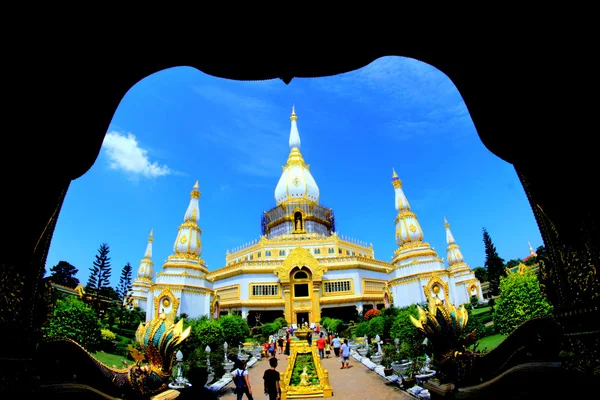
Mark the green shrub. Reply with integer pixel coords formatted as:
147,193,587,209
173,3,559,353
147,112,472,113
352,321,369,338
389,304,424,358
43,297,102,351
470,296,479,308
217,314,250,347
493,269,552,335
367,316,385,338
477,314,494,325
274,317,288,328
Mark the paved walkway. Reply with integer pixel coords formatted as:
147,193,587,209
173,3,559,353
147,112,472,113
217,352,412,400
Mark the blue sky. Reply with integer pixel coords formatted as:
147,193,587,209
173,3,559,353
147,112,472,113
46,57,542,288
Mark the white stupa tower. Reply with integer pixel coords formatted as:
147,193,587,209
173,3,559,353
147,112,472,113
148,181,214,321
130,229,154,310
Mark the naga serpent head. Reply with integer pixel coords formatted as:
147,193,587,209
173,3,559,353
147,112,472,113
129,310,191,395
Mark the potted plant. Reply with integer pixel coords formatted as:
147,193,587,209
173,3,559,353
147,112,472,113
382,344,396,376
401,360,417,389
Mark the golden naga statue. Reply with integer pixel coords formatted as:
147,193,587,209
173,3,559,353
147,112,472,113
37,310,191,398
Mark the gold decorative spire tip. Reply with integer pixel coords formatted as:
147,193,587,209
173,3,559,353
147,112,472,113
149,229,154,237
392,168,399,179
444,217,449,229
193,180,199,189
290,104,298,121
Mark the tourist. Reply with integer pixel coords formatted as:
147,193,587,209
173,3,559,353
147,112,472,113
263,357,282,400
277,336,284,354
263,341,270,358
340,338,351,369
178,366,217,400
284,333,290,356
306,330,312,346
316,333,326,359
325,339,331,358
232,359,254,400
332,334,341,357
269,342,276,358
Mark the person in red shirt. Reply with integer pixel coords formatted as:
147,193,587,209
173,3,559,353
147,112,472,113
316,333,326,359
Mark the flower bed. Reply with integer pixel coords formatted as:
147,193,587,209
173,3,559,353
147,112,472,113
289,353,320,386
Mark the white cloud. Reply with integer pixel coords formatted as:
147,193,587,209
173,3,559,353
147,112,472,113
102,131,171,178
310,56,473,142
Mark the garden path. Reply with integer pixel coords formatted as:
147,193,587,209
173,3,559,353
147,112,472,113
217,351,412,400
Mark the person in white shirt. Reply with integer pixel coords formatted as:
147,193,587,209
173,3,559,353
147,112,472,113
340,338,351,369
232,359,253,400
332,335,341,358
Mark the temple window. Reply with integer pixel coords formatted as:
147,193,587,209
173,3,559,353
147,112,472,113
328,248,334,254
251,284,279,297
258,252,261,258
324,280,352,294
250,255,254,260
338,248,342,254
266,251,271,256
294,271,308,279
279,250,285,256
294,283,309,297
346,250,350,255
314,248,321,255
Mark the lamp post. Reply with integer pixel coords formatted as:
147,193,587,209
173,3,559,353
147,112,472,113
205,345,213,385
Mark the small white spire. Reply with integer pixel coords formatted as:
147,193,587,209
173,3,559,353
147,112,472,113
528,241,535,255
289,105,301,150
444,217,456,245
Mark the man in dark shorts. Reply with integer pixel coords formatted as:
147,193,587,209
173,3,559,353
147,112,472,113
277,336,284,354
263,357,281,400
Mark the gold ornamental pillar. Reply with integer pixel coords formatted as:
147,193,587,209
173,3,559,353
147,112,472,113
282,283,292,324
312,281,322,323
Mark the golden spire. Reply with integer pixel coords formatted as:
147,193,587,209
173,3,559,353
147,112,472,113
391,167,402,189
148,229,154,243
290,104,297,121
191,180,201,199
444,216,450,230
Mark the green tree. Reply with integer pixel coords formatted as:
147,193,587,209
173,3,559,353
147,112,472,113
472,267,488,283
504,259,522,269
43,296,102,351
493,269,553,335
389,304,425,358
483,228,505,296
86,243,112,316
117,262,133,307
48,261,80,288
217,314,250,347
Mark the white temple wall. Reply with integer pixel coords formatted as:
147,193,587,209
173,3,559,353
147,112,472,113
145,290,155,322
214,273,280,299
391,280,427,308
179,291,211,318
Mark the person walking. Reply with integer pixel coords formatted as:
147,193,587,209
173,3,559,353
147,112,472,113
263,357,282,400
232,359,254,400
284,333,290,356
306,330,312,347
277,336,284,354
332,334,341,358
340,338,351,369
316,333,326,359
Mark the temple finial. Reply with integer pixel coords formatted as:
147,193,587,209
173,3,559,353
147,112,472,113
528,241,535,254
149,229,154,241
444,216,449,229
392,168,399,179
193,180,199,189
290,104,297,121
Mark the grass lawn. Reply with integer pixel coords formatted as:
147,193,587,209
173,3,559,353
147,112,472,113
474,334,507,352
472,306,492,316
93,351,129,368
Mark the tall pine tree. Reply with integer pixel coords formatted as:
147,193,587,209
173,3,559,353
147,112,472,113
483,227,506,296
49,260,79,288
86,243,112,316
117,262,133,307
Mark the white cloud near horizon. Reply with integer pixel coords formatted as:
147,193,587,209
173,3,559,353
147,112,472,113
102,131,172,178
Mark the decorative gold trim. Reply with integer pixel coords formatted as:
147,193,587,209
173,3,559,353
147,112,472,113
423,273,450,304
153,287,180,319
275,247,326,283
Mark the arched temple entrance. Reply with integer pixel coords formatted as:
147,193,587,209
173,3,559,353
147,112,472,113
274,247,327,325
